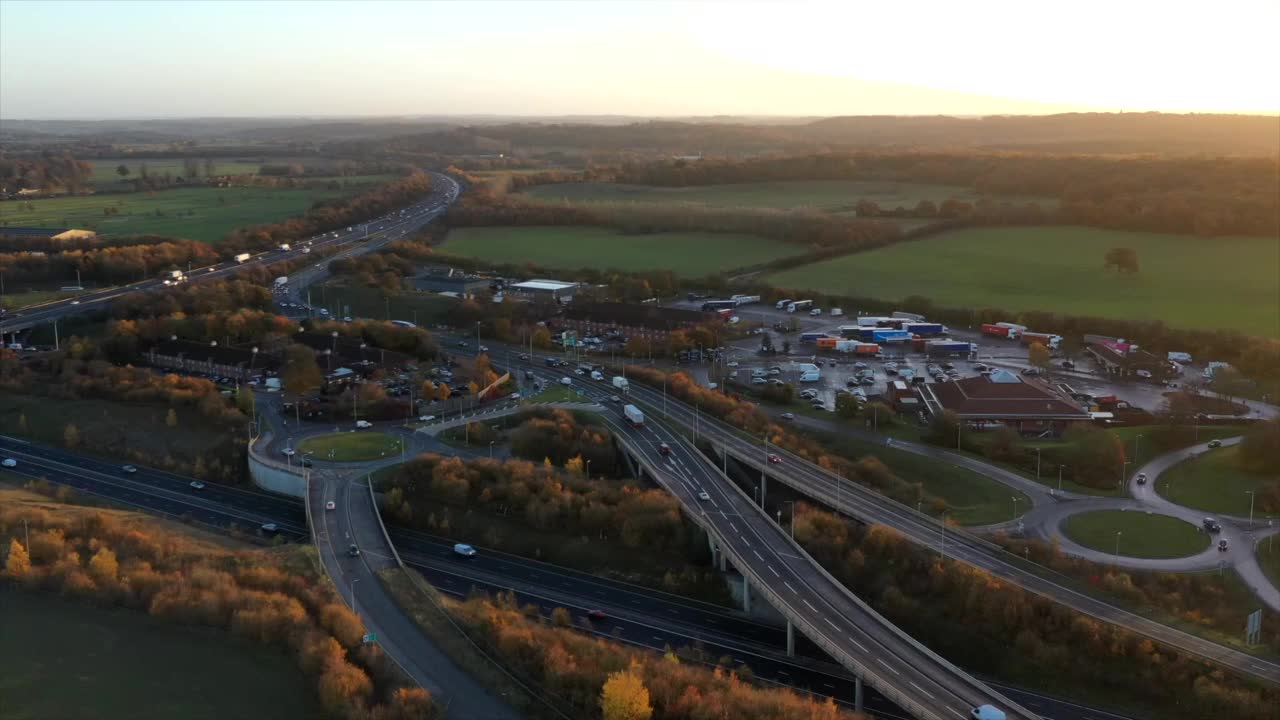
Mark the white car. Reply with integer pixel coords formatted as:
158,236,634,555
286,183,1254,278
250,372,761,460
697,491,711,501
325,501,336,511
1,458,16,468
453,543,477,558
726,361,739,367
560,377,572,386
121,465,137,473
281,448,296,456
260,523,279,533
355,420,373,429
189,481,205,490
418,415,437,422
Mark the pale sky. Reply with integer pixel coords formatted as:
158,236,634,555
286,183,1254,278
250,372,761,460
2,0,1277,119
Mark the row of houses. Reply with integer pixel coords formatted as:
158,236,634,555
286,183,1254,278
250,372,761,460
142,331,414,384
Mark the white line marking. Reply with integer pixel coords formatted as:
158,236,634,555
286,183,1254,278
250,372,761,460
784,581,797,594
909,681,934,699
767,565,780,577
876,658,900,676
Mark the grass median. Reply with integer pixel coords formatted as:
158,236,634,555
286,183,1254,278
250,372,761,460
1157,445,1280,520
1062,510,1211,559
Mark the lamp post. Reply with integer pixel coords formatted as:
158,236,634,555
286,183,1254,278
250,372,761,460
1121,460,1131,488
1011,495,1020,519
1114,531,1123,562
1035,447,1041,480
352,577,360,622
1058,465,1066,494
1246,491,1256,528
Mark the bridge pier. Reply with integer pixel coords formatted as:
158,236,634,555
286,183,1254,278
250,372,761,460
854,675,863,712
785,620,795,657
760,473,768,508
742,574,751,613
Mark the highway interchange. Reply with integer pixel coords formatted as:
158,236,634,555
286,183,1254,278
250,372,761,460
4,172,1278,719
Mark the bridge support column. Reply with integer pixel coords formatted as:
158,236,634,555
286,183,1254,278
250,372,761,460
760,474,767,508
854,675,864,712
717,547,727,572
742,574,750,613
785,620,795,657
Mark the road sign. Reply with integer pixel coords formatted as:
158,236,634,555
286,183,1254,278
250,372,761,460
1245,609,1262,645
362,632,377,644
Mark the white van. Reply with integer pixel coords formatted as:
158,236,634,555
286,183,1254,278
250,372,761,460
799,371,821,383
809,308,822,316
453,543,477,558
560,377,572,386
355,420,373,429
590,370,604,381
831,308,844,317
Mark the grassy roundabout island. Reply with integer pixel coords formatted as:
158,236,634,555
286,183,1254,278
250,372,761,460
297,431,403,462
1062,510,1211,559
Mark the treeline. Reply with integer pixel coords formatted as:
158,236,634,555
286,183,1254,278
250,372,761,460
310,318,440,361
0,238,220,285
508,408,618,474
224,170,432,252
1,498,441,720
606,152,1279,237
0,151,93,194
994,532,1279,655
444,194,902,252
792,505,1279,719
0,232,184,254
450,591,861,720
380,453,724,598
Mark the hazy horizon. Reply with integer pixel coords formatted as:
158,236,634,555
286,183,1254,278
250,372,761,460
2,0,1278,119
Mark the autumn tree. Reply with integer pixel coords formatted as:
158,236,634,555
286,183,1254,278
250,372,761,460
1104,246,1139,274
165,408,179,427
600,665,653,720
1028,342,1051,371
115,164,130,177
64,423,80,448
281,343,324,395
4,538,31,578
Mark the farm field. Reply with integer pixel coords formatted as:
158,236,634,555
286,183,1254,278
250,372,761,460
0,589,315,720
767,226,1280,337
88,157,262,184
0,178,391,243
440,226,800,276
523,180,1054,213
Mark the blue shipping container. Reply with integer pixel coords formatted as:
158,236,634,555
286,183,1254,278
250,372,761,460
872,330,912,343
905,323,944,335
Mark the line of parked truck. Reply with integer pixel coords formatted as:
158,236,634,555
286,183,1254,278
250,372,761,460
798,312,976,357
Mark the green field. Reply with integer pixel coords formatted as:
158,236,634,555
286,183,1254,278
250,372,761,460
0,589,315,720
524,384,583,404
298,430,404,462
1062,510,1210,558
0,177,392,243
831,436,1029,525
1157,445,1279,519
523,180,1053,213
315,280,459,325
440,226,799,276
767,226,1280,336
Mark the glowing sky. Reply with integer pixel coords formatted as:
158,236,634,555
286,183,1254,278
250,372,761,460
2,0,1276,118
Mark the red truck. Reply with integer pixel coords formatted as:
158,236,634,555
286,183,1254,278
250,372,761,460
981,323,1018,339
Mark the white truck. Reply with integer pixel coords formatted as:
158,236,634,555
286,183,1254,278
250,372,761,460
623,404,645,427
774,298,792,310
274,276,288,288
163,270,184,281
278,243,291,251
234,253,251,263
786,300,813,313
612,376,629,392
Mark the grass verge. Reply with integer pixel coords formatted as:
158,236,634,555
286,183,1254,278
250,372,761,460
1157,445,1279,519
1062,510,1211,558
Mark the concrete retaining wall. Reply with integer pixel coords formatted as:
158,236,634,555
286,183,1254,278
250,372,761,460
247,430,306,498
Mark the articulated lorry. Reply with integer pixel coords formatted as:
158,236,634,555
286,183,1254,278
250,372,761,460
623,404,645,427
234,253,251,263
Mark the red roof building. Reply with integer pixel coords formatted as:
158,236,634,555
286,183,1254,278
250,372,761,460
920,369,1089,435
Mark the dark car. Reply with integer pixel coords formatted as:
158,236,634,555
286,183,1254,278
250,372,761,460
1203,517,1222,533
586,609,608,621
348,544,361,557
658,443,672,456
1207,439,1222,449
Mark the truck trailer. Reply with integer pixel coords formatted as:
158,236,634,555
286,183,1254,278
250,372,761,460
1020,332,1062,350
892,311,927,322
799,332,830,344
786,300,814,313
623,404,645,427
730,294,761,306
903,322,944,336
234,253,251,263
612,376,630,392
872,329,912,343
926,340,975,355
981,323,1019,339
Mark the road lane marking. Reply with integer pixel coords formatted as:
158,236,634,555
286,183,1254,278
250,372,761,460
909,681,934,699
803,599,817,612
876,658,900,676
767,565,780,577
823,617,840,632
784,581,797,594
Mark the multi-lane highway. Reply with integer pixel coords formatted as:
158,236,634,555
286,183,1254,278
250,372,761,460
0,171,459,337
508,362,1036,720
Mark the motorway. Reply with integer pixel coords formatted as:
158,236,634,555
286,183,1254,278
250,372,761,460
441,337,1280,689
1,433,1135,720
0,171,459,337
509,362,1037,720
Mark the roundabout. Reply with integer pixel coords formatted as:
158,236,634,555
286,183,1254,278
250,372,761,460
1061,509,1211,559
297,431,404,462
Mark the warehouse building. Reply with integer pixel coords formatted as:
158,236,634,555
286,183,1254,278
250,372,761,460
920,369,1089,436
558,302,716,343
411,268,492,297
1086,341,1173,379
509,279,578,303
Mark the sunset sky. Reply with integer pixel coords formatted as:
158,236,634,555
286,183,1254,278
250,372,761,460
2,0,1276,118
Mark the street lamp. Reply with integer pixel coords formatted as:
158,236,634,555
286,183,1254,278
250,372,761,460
1011,496,1020,518
1034,447,1041,480
351,577,360,622
488,441,495,460
1120,460,1131,488
1135,434,1144,465
1114,531,1123,561
1246,490,1256,528
1058,465,1066,494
